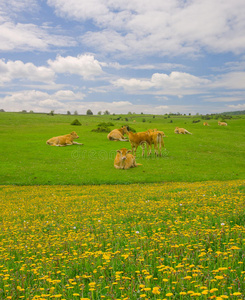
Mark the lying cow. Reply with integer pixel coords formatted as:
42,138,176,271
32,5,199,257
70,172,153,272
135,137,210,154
46,131,83,146
203,122,210,126
218,121,227,126
107,126,128,141
114,148,141,169
174,127,192,134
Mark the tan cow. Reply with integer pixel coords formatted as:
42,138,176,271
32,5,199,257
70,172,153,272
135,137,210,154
203,122,210,126
174,127,192,134
114,148,140,169
218,121,227,126
46,131,83,146
125,129,151,156
107,126,128,141
147,129,165,156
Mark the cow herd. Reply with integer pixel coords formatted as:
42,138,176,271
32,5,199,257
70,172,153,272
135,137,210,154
46,120,228,170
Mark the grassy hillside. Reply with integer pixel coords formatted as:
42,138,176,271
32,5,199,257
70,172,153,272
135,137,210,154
0,112,244,185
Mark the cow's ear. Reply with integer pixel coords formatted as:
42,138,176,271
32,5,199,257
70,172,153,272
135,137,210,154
117,150,121,153
127,150,131,153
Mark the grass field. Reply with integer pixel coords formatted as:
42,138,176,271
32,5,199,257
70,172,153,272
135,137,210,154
0,181,244,299
0,112,244,185
0,112,244,299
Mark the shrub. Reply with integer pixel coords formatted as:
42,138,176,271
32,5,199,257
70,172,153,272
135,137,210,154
71,119,81,126
97,122,114,127
91,127,111,133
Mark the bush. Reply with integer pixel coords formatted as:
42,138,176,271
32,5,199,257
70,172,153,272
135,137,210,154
71,119,81,126
91,127,111,133
97,122,114,127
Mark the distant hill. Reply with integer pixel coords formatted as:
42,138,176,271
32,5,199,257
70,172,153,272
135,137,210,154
221,110,245,115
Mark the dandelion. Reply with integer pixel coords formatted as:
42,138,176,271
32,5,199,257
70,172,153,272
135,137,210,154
166,293,173,297
152,287,160,295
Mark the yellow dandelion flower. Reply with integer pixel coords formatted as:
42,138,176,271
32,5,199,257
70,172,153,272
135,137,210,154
152,287,160,295
233,292,242,296
201,290,209,295
166,293,173,297
215,276,224,280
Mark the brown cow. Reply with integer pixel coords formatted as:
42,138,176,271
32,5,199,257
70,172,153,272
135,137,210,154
148,129,165,156
174,127,192,134
46,131,83,146
107,126,128,141
125,129,151,156
203,122,210,126
114,148,140,169
218,121,227,126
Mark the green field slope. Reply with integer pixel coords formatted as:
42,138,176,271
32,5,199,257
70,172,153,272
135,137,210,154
0,112,244,185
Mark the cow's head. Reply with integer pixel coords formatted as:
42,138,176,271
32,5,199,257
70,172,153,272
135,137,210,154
71,131,79,139
117,148,131,160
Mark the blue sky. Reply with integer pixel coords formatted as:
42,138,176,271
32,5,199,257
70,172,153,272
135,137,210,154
0,0,245,115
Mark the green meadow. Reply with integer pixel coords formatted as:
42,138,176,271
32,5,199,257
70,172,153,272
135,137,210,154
0,112,244,185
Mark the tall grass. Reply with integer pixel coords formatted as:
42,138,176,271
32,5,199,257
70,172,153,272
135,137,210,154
0,181,244,299
0,112,244,185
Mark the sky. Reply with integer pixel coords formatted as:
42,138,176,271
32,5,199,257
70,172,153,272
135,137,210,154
0,0,245,115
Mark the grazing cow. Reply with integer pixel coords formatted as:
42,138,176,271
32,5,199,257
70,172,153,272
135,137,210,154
147,129,165,156
114,148,140,169
46,131,83,146
107,126,128,141
203,122,210,126
174,127,192,134
125,129,151,156
218,121,227,126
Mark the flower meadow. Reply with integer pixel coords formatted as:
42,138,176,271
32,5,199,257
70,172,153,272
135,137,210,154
0,181,244,300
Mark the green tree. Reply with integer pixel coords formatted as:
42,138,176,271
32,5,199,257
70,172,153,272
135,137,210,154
87,109,93,115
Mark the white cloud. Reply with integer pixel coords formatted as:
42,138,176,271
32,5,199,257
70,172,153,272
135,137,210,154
0,21,76,51
0,59,55,83
48,54,103,79
203,96,244,103
113,71,210,95
0,89,85,112
227,103,245,110
48,0,245,56
113,78,153,91
211,72,245,90
54,90,85,100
